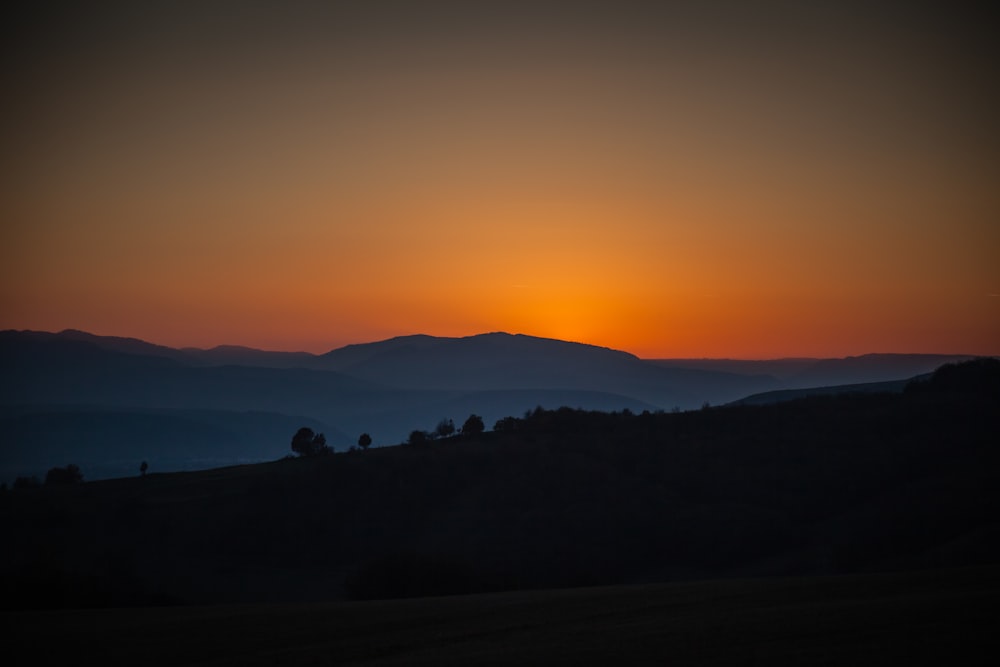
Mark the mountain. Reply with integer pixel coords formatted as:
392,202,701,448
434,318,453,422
0,332,385,414
648,358,818,379
319,333,638,379
1,328,981,481
46,329,196,363
180,345,320,369
317,332,777,407
0,332,399,478
14,329,323,369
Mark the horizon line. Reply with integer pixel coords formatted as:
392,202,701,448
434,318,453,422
2,327,992,362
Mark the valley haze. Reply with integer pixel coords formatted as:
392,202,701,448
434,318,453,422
0,328,978,482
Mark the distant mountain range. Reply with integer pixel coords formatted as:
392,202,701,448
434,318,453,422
0,328,979,481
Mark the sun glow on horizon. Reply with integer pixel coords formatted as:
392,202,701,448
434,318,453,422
2,4,997,359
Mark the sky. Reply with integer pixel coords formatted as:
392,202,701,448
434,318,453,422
2,1,998,358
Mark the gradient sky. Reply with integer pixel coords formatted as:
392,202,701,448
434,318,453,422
2,1,998,358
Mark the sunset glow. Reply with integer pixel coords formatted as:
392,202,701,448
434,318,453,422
2,2,997,358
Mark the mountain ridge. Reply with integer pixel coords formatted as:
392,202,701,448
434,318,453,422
2,328,985,482
4,328,979,366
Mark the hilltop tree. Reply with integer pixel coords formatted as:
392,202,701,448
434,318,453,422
140,461,148,477
13,476,40,490
461,414,485,436
434,419,456,439
358,433,372,451
45,464,83,485
493,416,521,432
291,427,331,457
407,430,429,446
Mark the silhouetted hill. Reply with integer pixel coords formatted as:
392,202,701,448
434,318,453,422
318,332,776,406
654,353,975,386
1,333,660,463
648,358,817,379
3,360,996,608
1,330,182,380
48,329,195,363
905,357,1000,396
728,377,923,406
180,345,320,369
320,332,638,378
5,329,321,368
317,333,445,370
0,333,386,413
0,333,395,475
1,330,777,475
788,353,977,388
2,329,984,479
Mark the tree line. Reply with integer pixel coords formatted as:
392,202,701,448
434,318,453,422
289,414,487,457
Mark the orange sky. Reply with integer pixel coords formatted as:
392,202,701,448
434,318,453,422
2,2,998,358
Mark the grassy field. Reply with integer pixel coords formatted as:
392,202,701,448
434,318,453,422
7,566,998,665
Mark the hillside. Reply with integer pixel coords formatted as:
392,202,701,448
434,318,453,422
3,359,997,609
0,329,985,481
727,377,921,406
652,354,976,387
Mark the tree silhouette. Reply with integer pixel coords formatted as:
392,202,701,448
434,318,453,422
493,416,521,432
435,419,456,439
45,464,83,485
407,430,429,446
13,476,40,490
358,433,372,451
140,461,148,477
291,427,331,457
461,414,485,436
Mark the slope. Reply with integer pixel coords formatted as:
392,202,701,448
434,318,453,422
3,360,996,608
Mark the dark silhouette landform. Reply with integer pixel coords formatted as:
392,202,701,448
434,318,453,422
0,329,977,481
3,357,997,604
2,354,997,662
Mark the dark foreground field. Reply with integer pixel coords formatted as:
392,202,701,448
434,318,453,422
8,566,998,666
